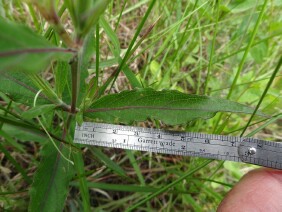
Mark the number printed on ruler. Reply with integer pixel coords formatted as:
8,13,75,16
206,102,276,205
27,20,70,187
74,122,282,170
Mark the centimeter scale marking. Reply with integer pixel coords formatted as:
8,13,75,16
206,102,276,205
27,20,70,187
74,122,282,170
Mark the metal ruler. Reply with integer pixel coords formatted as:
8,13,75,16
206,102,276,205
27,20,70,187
74,122,282,170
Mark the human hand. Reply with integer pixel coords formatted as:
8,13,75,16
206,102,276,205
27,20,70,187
218,168,282,211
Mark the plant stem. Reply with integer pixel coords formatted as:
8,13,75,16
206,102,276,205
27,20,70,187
44,4,67,39
70,56,79,113
35,2,76,48
96,22,100,79
0,48,76,57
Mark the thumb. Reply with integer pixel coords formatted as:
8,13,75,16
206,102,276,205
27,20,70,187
218,168,282,212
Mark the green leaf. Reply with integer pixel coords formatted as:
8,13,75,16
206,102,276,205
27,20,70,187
27,73,61,104
0,113,43,134
75,111,84,126
85,88,265,125
29,142,74,212
54,61,71,99
22,104,56,119
77,31,95,107
0,72,50,106
1,124,48,143
0,18,74,73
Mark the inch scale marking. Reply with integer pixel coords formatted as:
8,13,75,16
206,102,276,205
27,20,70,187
74,122,282,170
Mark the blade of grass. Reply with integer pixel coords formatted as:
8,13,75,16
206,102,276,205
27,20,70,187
204,0,220,95
153,1,200,89
99,0,157,95
72,151,90,211
111,0,149,21
27,3,40,32
0,190,28,196
182,194,202,212
123,65,142,88
0,130,25,153
214,0,268,133
241,56,282,136
96,21,100,80
126,150,145,185
114,0,127,32
215,32,282,64
210,74,282,93
90,147,127,177
0,100,12,129
226,0,268,100
71,181,158,193
126,159,212,211
188,177,233,188
100,16,121,56
245,113,282,137
196,11,203,95
154,3,192,88
0,140,32,184
69,117,90,211
99,16,142,89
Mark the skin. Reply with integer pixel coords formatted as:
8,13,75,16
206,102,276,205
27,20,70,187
218,168,282,212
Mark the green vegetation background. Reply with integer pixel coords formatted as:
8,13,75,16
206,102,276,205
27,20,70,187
0,0,281,211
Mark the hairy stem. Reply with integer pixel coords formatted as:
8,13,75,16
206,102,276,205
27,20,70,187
35,2,76,48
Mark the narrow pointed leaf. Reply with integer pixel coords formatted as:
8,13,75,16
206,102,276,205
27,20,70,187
29,142,74,212
54,61,71,99
90,147,127,177
100,16,121,56
0,19,75,73
85,88,265,125
0,142,32,184
77,31,95,107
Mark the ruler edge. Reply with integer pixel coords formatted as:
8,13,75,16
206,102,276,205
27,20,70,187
74,122,282,170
